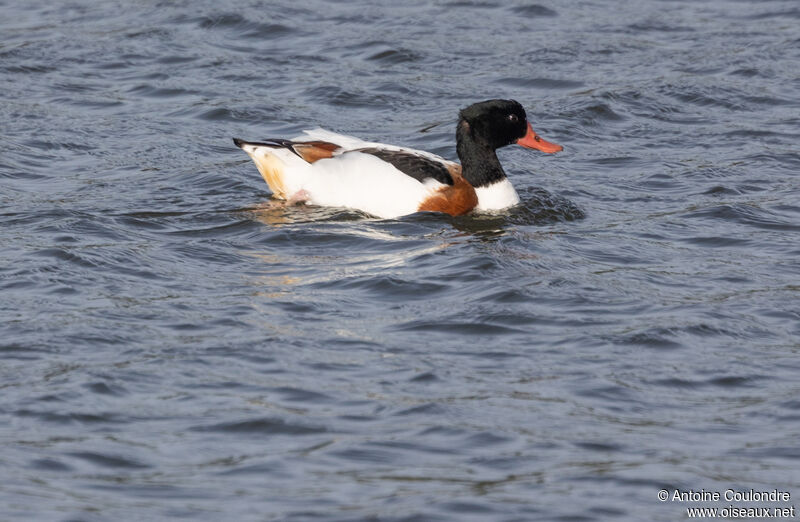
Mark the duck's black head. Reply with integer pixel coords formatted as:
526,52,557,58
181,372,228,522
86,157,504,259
457,99,562,153
458,99,528,149
455,99,562,188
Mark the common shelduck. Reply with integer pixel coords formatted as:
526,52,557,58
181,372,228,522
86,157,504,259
233,99,562,219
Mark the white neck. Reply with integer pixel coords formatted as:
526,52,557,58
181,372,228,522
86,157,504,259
474,179,520,211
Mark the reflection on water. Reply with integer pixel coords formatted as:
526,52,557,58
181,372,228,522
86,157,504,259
244,185,583,241
244,199,375,224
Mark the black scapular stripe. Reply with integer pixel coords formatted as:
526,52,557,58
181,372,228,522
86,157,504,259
356,148,454,185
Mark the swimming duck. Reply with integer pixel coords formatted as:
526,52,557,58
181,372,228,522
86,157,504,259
233,99,562,219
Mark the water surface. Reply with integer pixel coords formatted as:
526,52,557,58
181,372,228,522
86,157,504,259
1,0,799,520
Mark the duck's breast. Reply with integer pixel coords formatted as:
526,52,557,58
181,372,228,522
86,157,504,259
474,179,520,211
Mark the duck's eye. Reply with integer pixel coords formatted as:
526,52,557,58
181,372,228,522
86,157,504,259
508,114,519,123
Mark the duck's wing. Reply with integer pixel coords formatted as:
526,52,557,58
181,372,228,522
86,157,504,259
296,128,457,185
351,148,454,185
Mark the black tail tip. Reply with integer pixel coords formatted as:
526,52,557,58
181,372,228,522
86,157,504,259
233,137,245,148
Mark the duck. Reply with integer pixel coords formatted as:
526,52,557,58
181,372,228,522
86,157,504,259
233,99,562,219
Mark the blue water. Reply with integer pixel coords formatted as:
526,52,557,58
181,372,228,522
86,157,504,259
2,0,799,520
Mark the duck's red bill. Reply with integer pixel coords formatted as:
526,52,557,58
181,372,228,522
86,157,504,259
516,122,563,153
